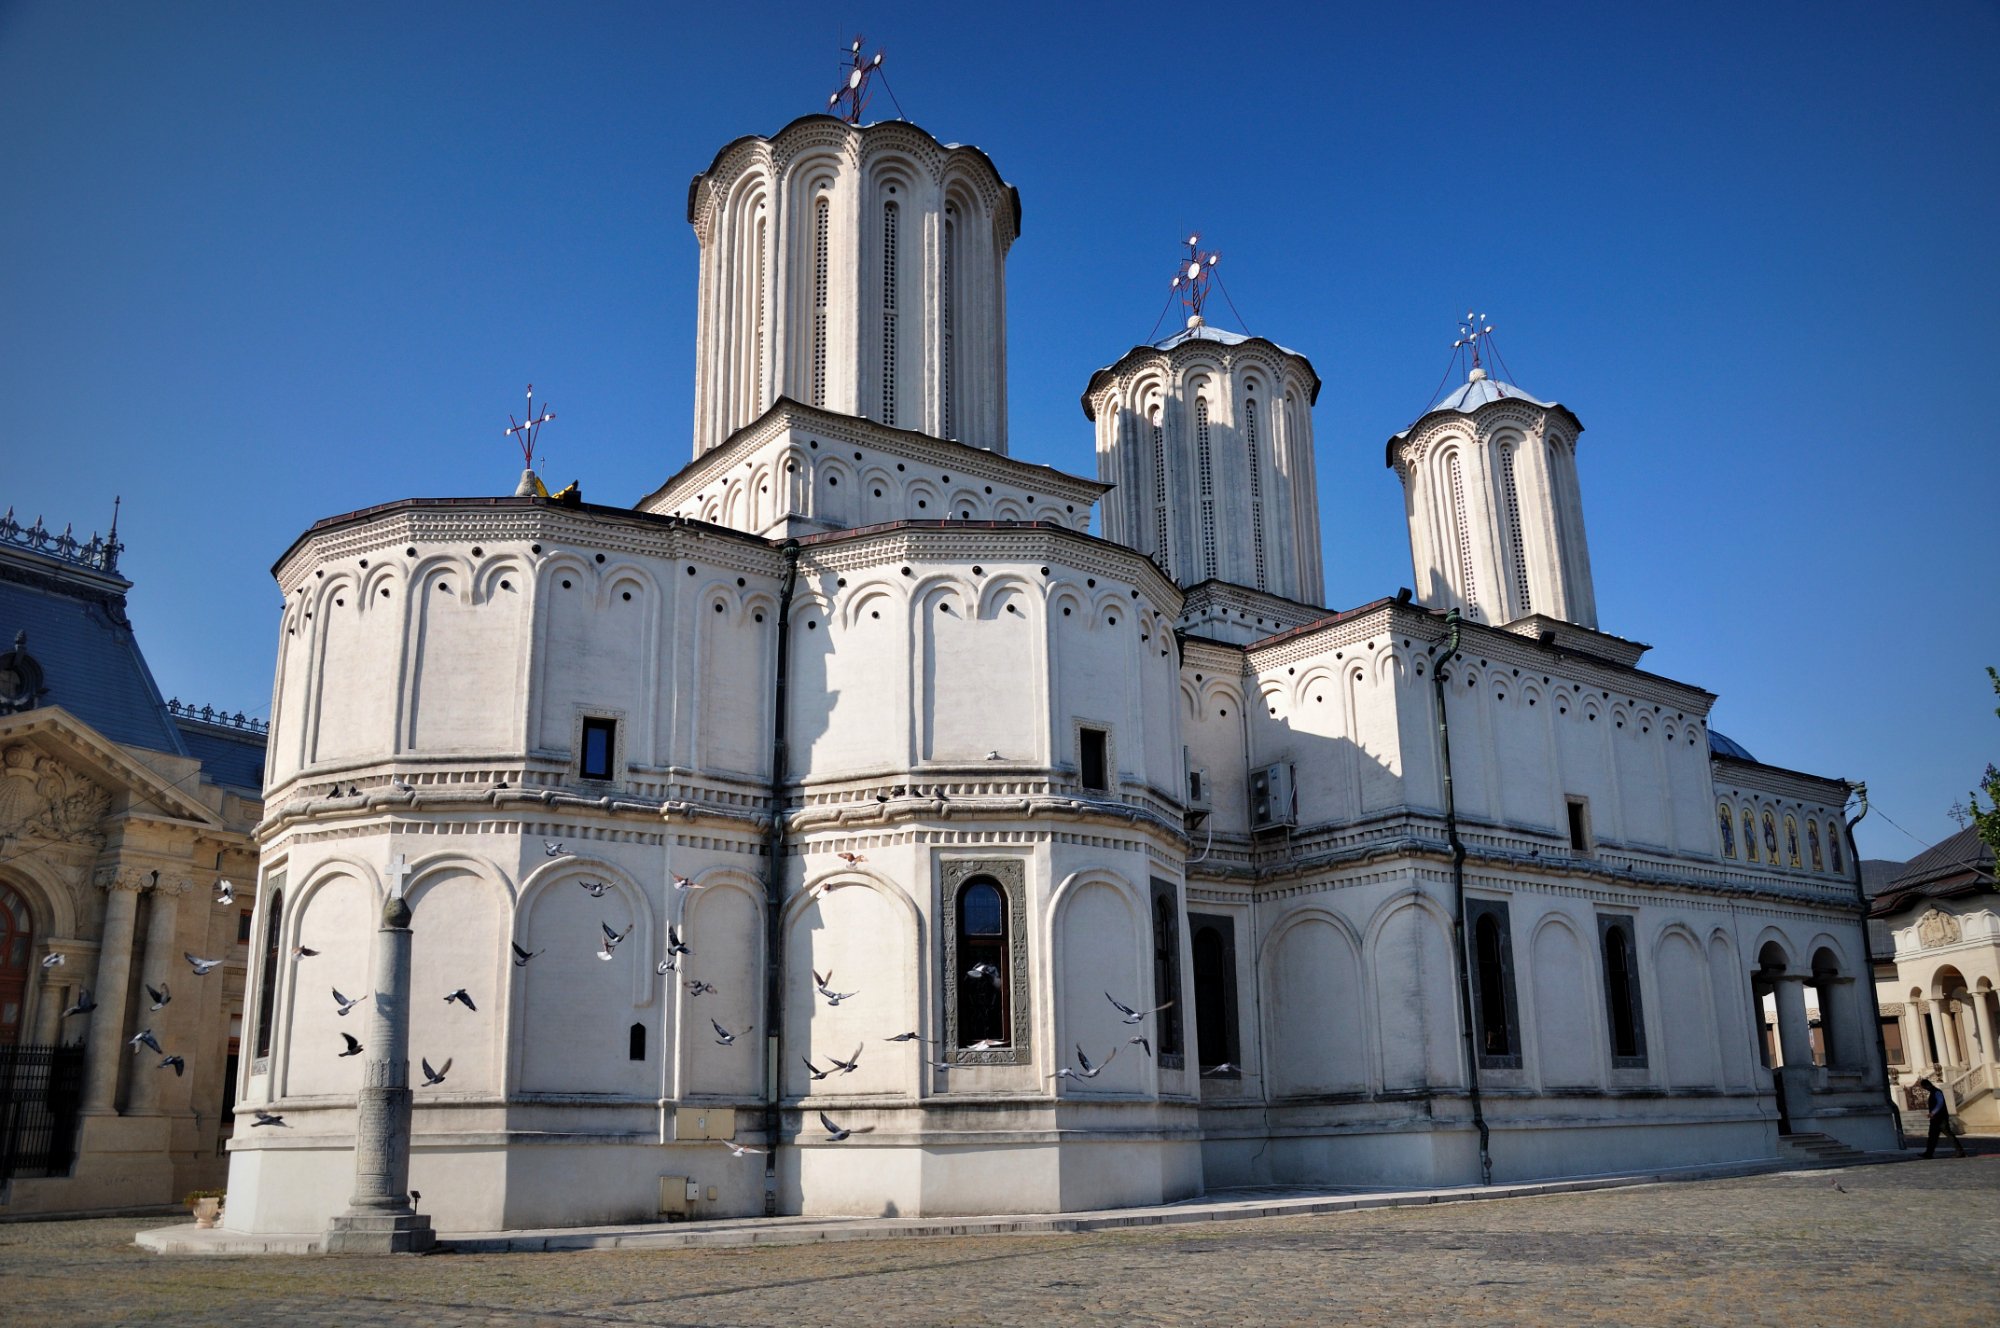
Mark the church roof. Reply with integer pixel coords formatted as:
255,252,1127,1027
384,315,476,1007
1707,729,1757,762
1385,373,1584,465
1080,323,1323,420
1874,825,1996,904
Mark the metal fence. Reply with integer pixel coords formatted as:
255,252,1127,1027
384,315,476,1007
0,1044,85,1179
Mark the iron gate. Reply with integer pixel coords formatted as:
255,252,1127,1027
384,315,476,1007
0,1044,84,1179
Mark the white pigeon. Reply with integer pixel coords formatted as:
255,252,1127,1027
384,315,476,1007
965,963,1000,984
185,952,223,976
655,956,678,974
421,1056,452,1086
332,987,368,1016
215,879,235,907
720,1140,766,1158
1105,991,1174,1025
967,1038,1005,1051
40,953,63,970
1200,1062,1242,1077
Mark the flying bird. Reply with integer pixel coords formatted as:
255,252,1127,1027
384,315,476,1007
444,988,476,1011
421,1056,452,1086
927,1058,956,1073
251,1111,286,1127
813,969,859,1005
835,851,866,867
62,989,95,1018
685,980,716,997
215,879,235,906
666,923,692,957
720,1140,767,1158
884,1031,935,1044
711,1018,748,1047
40,953,63,970
146,981,170,1011
599,921,633,960
129,1028,163,1056
292,946,320,961
577,880,611,898
806,879,850,901
158,1055,186,1076
332,988,368,1016
818,1110,873,1142
827,1044,864,1075
656,957,677,974
1129,1036,1153,1057
339,1032,363,1057
671,873,704,892
511,942,543,967
544,840,572,858
1105,992,1174,1025
1200,1062,1242,1077
966,963,1000,984
801,1055,832,1081
1048,1045,1118,1082
185,953,223,976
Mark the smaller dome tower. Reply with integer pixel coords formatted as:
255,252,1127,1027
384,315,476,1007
1386,353,1596,629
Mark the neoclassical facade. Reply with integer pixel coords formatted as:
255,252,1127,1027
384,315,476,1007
222,108,1892,1236
0,515,265,1216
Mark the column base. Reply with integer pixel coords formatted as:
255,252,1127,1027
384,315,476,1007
324,1210,437,1254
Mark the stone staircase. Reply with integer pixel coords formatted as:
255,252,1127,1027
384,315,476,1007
1777,1132,1871,1166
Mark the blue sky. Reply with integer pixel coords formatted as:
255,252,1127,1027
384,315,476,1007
3,1,1995,861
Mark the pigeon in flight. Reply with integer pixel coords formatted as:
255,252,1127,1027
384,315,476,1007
215,879,235,907
62,989,95,1018
813,969,858,1005
339,1032,363,1057
577,880,611,898
966,963,1000,985
711,1019,749,1047
827,1045,864,1075
185,953,223,976
835,851,866,867
685,980,716,997
159,1054,186,1076
666,924,692,958
421,1057,452,1086
1200,1062,1242,1077
40,953,63,969
818,1110,873,1142
1129,1036,1153,1057
544,840,572,858
1048,1045,1118,1082
129,1028,163,1056
671,873,704,892
251,1111,286,1127
599,921,633,960
655,956,678,975
332,988,368,1016
720,1140,766,1158
511,942,543,967
292,946,320,961
801,1055,832,1081
1105,992,1174,1025
967,1038,1005,1051
884,1031,936,1044
444,988,476,1011
805,878,850,901
146,982,171,1011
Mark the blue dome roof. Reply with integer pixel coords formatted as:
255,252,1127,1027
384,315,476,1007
1707,729,1757,762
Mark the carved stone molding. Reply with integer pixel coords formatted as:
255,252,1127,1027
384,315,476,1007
0,744,110,849
1917,909,1962,949
939,855,1030,1067
93,866,191,895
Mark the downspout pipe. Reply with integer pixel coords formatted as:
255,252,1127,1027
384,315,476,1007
1430,609,1493,1186
762,540,802,1213
1843,783,1904,1150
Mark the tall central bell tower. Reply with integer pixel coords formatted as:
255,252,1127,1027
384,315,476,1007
687,115,1020,457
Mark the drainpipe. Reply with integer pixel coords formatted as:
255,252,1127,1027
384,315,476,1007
1843,783,1904,1150
762,540,802,1213
1430,609,1492,1186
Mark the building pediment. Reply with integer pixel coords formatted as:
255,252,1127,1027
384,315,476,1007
1915,907,1962,949
0,705,219,829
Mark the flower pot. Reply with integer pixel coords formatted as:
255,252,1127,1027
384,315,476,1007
190,1197,222,1229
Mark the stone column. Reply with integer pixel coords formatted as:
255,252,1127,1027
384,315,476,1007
80,874,145,1115
1774,975,1813,1070
32,960,69,1045
324,885,435,1254
1971,991,1995,1068
1902,1005,1929,1076
127,879,184,1114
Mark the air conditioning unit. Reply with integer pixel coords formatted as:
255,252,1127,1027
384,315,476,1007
1184,747,1211,825
1249,762,1296,830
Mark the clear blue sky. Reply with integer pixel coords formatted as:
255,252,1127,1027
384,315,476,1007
3,1,1995,862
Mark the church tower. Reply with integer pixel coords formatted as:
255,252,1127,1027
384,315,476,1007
1082,244,1323,605
1386,361,1596,629
686,115,1019,457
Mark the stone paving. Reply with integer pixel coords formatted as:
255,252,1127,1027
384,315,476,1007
5,1155,1997,1326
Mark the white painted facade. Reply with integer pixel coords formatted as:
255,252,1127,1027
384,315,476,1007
223,111,1893,1236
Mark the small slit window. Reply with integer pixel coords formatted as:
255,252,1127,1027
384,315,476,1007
1079,727,1109,792
580,717,618,781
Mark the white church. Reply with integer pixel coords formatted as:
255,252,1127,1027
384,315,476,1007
221,103,1895,1235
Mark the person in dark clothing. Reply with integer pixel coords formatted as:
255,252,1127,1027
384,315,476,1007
1918,1077,1968,1158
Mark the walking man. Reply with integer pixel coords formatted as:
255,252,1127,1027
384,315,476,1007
1918,1077,1968,1159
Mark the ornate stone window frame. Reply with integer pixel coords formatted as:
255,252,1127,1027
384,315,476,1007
1070,717,1115,794
940,855,1030,1066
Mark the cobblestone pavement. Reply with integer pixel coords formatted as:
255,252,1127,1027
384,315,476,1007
5,1157,1996,1327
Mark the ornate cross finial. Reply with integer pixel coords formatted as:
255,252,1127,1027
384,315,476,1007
1171,233,1221,327
505,385,556,471
1453,311,1496,374
828,36,885,124
385,853,413,901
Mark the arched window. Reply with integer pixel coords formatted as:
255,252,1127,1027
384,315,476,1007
1599,917,1647,1066
1244,396,1266,590
1447,451,1478,613
1762,810,1779,864
751,208,767,421
1717,801,1736,858
1499,442,1530,614
1828,819,1845,874
880,200,899,426
0,881,34,1047
956,877,1008,1047
810,195,830,409
941,207,957,439
629,1022,647,1062
253,877,285,1060
1469,900,1520,1066
1151,881,1184,1064
1149,407,1171,576
1196,396,1216,579
1808,819,1824,871
1784,815,1801,868
1742,808,1760,863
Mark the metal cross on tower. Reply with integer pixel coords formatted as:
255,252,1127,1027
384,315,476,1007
828,36,886,123
1453,312,1496,372
1171,233,1221,325
506,385,556,471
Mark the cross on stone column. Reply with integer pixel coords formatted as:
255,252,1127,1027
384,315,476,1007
385,853,412,899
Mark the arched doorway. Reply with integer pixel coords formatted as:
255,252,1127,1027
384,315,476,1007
0,881,34,1047
1929,966,1969,1067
